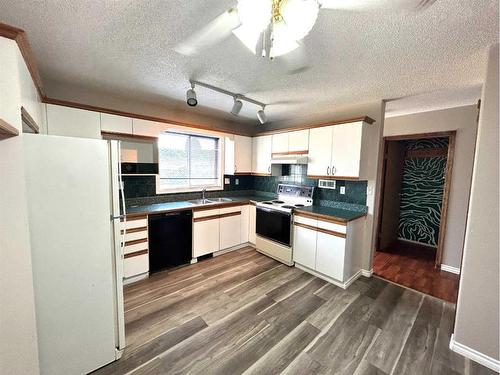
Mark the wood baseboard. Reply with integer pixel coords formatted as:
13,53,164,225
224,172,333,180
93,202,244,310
449,334,500,372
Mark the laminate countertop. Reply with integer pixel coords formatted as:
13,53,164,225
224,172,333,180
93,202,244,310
294,205,367,223
125,195,271,217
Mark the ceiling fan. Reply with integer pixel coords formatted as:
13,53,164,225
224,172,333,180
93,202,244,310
174,0,437,73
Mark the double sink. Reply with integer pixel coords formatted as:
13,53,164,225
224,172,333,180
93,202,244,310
187,197,233,205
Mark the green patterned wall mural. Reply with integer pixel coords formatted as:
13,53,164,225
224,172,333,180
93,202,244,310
398,138,449,246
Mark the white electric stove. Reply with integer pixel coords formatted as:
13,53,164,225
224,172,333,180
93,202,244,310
255,184,314,265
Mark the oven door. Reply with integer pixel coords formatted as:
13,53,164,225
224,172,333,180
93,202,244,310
256,207,292,247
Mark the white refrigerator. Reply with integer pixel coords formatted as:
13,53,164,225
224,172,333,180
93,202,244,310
23,134,126,375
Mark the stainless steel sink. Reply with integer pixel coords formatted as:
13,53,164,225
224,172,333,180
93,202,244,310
187,199,214,205
208,197,233,203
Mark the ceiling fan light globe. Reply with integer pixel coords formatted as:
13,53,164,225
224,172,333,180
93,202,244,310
237,0,272,32
280,0,319,40
270,21,299,58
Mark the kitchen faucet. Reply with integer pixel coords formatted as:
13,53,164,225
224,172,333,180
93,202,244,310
202,187,206,200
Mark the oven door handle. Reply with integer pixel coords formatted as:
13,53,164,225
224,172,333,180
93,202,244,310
257,207,273,213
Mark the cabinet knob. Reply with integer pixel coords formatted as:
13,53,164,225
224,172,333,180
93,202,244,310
332,166,336,175
234,165,237,172
327,166,330,175
268,165,271,173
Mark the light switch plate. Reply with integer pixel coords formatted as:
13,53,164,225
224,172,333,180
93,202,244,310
235,178,239,185
340,186,346,195
224,178,230,185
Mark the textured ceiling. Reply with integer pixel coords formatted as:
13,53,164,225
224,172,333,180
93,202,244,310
0,0,498,126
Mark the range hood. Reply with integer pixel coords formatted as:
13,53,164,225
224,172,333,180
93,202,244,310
270,154,308,165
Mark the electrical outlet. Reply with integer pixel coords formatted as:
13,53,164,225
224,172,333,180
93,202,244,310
235,178,239,185
340,186,346,195
224,177,230,185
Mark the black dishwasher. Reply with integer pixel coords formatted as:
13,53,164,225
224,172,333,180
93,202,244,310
148,211,192,274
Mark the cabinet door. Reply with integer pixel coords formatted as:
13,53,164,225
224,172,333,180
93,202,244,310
193,218,220,257
248,205,256,244
240,205,249,243
316,232,345,281
288,129,309,152
252,135,272,174
100,113,133,134
224,136,235,175
234,135,252,173
132,118,163,137
220,213,241,250
307,126,333,176
272,133,289,153
331,122,363,178
46,104,101,139
293,224,317,269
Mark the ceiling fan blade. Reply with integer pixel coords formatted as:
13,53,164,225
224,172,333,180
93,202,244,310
280,43,311,75
174,8,241,56
318,0,437,12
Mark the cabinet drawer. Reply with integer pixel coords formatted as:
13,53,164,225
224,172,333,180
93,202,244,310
122,216,147,230
317,220,346,235
219,206,242,215
294,215,317,227
193,208,220,219
123,228,148,242
124,239,148,255
124,254,148,278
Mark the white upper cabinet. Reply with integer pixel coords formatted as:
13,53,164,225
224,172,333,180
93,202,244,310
46,104,101,139
252,135,272,174
225,135,252,175
234,135,252,173
331,122,363,178
132,118,164,137
307,125,334,176
272,133,289,153
307,121,364,178
100,113,132,134
271,129,309,154
288,129,309,152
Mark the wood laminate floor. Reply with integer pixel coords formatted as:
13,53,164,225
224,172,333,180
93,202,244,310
374,242,460,303
93,247,496,375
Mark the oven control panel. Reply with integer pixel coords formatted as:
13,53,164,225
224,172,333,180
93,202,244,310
277,184,314,198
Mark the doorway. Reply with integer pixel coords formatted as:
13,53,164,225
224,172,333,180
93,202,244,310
374,131,459,302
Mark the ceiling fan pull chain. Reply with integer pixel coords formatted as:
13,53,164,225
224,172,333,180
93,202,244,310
262,30,267,58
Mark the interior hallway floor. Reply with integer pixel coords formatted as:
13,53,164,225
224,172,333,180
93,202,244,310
93,247,495,375
373,241,460,303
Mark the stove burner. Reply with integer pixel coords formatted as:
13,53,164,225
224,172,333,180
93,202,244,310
262,201,273,205
272,200,285,204
281,205,295,209
294,204,305,207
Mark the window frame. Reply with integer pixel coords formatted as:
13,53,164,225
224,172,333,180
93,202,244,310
155,130,224,194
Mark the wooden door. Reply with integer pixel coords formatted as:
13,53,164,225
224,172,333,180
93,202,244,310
378,141,406,250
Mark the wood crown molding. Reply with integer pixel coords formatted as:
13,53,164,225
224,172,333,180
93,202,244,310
21,106,40,133
254,116,376,136
0,23,46,98
0,118,19,140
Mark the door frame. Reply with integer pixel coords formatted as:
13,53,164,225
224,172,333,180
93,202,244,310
376,130,456,268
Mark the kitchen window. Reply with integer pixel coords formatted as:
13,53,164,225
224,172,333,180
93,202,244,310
157,131,223,193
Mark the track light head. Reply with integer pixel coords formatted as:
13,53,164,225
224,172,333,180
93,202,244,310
231,97,243,116
257,108,267,124
186,83,197,106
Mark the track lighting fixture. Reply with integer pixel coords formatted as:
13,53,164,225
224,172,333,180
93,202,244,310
186,83,197,107
257,108,267,124
231,97,243,116
187,80,268,124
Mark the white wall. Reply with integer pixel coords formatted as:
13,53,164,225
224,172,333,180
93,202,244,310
0,37,40,375
384,105,479,269
453,43,499,367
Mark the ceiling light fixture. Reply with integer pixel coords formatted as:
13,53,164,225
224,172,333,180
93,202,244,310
231,97,243,116
187,80,268,124
257,108,267,124
186,82,198,106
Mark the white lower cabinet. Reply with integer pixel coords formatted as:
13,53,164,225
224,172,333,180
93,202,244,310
249,204,256,244
293,224,317,270
315,232,345,281
240,205,249,243
121,215,149,280
293,213,364,288
220,207,241,250
193,209,220,258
